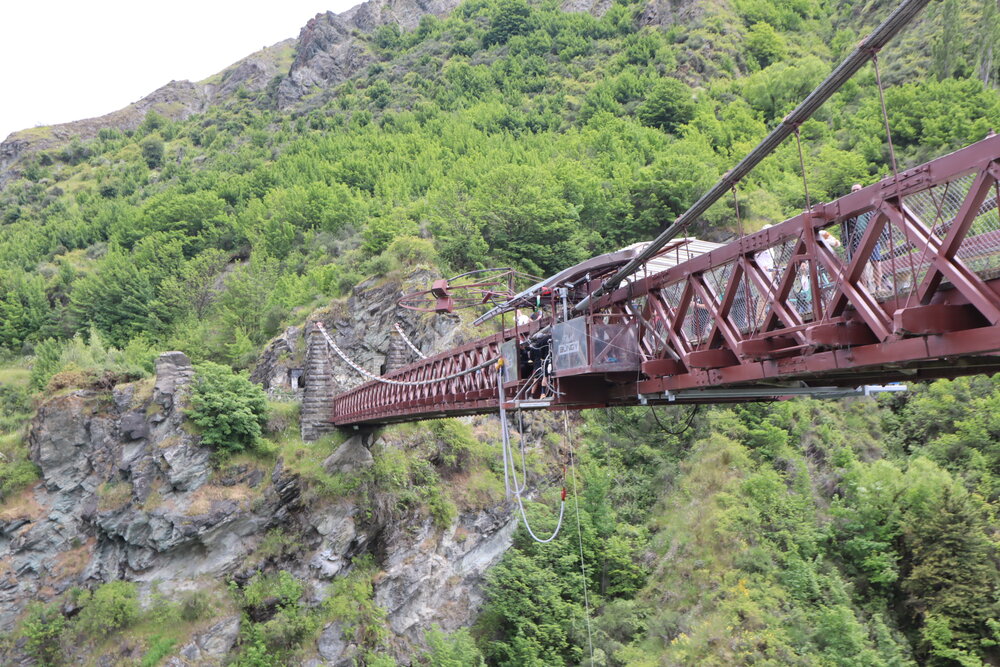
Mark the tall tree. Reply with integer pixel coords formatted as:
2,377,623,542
932,0,963,80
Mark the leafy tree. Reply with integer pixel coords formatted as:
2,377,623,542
901,484,1000,662
632,134,720,235
932,0,964,81
20,602,66,666
0,271,49,351
374,23,402,52
483,0,532,47
742,56,827,122
70,247,155,346
75,581,140,636
636,78,696,133
140,135,165,169
423,626,486,665
744,21,787,69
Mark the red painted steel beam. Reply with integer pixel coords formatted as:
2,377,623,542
331,136,1000,427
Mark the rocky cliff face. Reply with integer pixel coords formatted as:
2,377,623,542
0,38,296,185
0,0,462,180
0,80,206,186
1,331,515,663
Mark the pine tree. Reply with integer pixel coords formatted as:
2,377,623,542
902,487,1000,663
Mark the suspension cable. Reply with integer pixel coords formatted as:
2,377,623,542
872,50,922,302
393,322,427,359
794,127,813,213
316,322,496,386
872,52,900,180
872,52,905,298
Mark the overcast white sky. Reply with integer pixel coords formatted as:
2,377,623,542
0,0,360,141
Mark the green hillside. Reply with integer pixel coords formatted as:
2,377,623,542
2,0,1000,663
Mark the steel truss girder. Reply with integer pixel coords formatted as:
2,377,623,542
331,136,1000,426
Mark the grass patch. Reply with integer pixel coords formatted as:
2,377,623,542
0,362,41,500
278,434,361,502
184,483,253,516
96,482,133,512
0,483,45,522
0,366,30,387
266,399,300,437
129,377,156,410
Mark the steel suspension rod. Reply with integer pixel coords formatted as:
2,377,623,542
574,0,931,314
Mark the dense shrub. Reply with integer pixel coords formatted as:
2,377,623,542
232,570,324,665
187,361,269,454
29,329,155,392
75,581,140,636
20,602,66,666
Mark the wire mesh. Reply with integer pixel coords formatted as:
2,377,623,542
662,281,685,311
730,275,766,335
681,298,711,346
704,261,734,299
956,179,1000,275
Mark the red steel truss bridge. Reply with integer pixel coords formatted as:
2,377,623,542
328,135,1000,426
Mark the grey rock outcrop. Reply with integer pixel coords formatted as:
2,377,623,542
277,0,463,107
0,352,296,636
323,434,375,475
164,615,241,666
560,0,613,16
375,506,517,640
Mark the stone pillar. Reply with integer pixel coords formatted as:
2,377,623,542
384,331,409,374
301,322,338,442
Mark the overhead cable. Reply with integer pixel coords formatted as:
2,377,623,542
394,322,427,359
315,322,494,386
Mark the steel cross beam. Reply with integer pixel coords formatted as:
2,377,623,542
330,136,1000,426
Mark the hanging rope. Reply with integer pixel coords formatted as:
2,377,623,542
393,322,427,359
565,411,595,664
872,50,919,301
315,322,496,386
872,52,900,180
794,127,813,213
649,404,701,436
496,363,565,543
